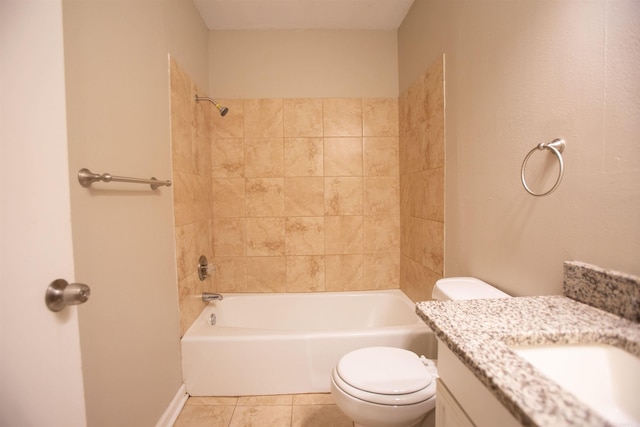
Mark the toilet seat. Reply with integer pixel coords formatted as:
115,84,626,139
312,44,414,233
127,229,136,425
333,347,436,406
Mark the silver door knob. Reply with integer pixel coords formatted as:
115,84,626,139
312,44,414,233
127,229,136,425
45,279,91,312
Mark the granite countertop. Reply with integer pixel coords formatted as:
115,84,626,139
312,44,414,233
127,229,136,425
416,263,640,427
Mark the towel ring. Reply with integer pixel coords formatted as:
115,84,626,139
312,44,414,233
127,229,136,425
521,138,566,197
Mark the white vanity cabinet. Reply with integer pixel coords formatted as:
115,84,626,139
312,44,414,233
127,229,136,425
436,342,522,427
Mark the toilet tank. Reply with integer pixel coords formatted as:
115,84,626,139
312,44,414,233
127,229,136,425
432,277,510,301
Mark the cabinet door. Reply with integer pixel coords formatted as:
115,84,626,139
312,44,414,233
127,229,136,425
436,379,475,427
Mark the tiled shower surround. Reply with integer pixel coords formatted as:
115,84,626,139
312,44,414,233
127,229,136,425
170,56,444,334
399,56,445,302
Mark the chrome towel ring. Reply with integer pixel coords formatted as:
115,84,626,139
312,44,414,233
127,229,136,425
520,138,566,197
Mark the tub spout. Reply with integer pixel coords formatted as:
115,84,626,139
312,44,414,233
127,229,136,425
202,292,223,302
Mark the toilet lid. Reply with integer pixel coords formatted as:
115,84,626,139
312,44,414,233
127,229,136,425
336,347,433,395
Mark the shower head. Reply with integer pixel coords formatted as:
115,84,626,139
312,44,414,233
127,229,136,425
195,95,229,116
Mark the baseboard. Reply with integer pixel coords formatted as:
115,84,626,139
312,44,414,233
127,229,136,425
156,383,188,427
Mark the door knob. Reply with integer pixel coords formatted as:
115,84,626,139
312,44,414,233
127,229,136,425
45,279,90,312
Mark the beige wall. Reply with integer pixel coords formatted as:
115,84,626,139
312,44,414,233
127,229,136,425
399,0,640,296
63,0,208,425
208,30,399,98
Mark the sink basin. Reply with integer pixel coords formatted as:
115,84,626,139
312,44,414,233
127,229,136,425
511,343,640,426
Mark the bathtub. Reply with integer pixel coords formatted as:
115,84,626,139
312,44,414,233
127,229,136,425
181,289,435,396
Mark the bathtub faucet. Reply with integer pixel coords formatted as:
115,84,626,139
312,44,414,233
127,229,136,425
202,292,223,302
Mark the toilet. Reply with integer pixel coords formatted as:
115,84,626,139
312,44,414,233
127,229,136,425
330,277,510,427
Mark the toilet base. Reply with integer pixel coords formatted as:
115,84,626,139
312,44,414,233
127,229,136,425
331,374,435,427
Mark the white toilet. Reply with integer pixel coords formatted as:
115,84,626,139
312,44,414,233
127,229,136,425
330,277,510,427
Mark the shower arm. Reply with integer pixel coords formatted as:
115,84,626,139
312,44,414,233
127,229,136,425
195,94,229,116
195,95,218,105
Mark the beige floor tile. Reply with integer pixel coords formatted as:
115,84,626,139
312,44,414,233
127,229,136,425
173,405,235,427
186,396,239,406
292,405,353,427
292,393,335,405
229,405,292,427
237,394,293,406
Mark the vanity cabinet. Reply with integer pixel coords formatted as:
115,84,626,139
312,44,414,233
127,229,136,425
436,342,521,427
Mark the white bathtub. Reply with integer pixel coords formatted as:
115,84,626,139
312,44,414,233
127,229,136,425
181,289,435,396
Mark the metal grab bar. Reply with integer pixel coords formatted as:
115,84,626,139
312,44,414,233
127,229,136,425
78,168,172,190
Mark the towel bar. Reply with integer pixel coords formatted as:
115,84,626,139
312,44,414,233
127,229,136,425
78,168,171,190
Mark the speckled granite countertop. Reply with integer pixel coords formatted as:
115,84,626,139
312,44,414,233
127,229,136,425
416,262,640,427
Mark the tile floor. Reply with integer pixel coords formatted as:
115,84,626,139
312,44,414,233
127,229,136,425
174,393,354,427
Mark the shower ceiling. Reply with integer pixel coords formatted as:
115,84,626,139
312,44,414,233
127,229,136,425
193,0,415,30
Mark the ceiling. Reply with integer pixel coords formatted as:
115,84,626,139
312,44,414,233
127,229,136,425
193,0,416,30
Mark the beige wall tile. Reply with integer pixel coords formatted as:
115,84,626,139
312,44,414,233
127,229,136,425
245,138,284,177
325,254,364,291
399,173,410,217
400,255,440,302
245,178,284,217
171,113,193,174
363,98,399,137
284,177,324,216
286,256,325,292
284,98,323,137
212,257,247,292
246,257,287,292
324,216,363,255
403,216,424,262
424,168,444,222
173,171,212,226
364,215,400,253
426,56,444,120
364,137,399,176
398,60,444,301
211,99,244,139
193,100,212,177
212,218,246,257
212,138,244,178
177,272,205,337
323,137,363,177
284,137,323,177
425,58,444,170
364,253,400,289
398,92,410,137
324,177,363,215
404,127,424,174
422,220,444,275
175,221,211,281
169,57,191,121
285,217,324,255
407,172,425,219
323,98,362,137
212,178,245,217
244,98,284,138
406,73,428,131
174,85,412,306
364,176,400,215
246,217,285,256
425,113,445,170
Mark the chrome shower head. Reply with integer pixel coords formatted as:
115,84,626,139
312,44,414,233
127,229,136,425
195,95,229,117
